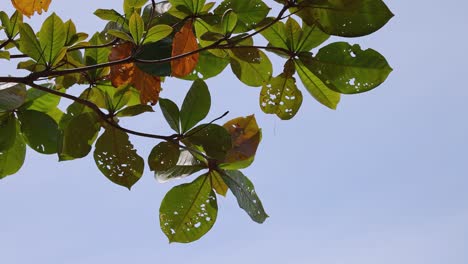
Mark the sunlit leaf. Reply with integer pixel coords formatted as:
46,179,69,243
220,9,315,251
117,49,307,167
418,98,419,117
210,170,228,196
155,150,205,183
230,50,272,87
11,0,51,18
159,173,217,243
260,74,303,120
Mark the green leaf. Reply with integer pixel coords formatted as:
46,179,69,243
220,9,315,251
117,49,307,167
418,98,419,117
221,10,238,34
186,124,232,161
169,0,206,18
183,50,230,80
210,170,228,196
85,33,111,80
159,173,217,243
0,83,26,111
135,39,173,76
294,0,394,37
221,170,268,223
155,150,205,183
22,86,62,112
148,141,181,172
143,24,173,44
1,11,23,39
116,104,154,117
295,54,341,109
107,29,135,43
18,23,45,64
0,51,10,60
18,110,59,154
38,13,66,65
0,120,26,179
214,0,270,33
94,126,144,189
94,9,127,25
59,113,101,161
260,73,303,120
129,12,145,44
159,98,180,133
180,79,211,133
230,50,272,87
0,114,17,152
309,42,392,94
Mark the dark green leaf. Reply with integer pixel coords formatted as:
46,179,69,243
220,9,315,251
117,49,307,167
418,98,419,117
159,173,217,243
85,33,111,80
159,98,180,133
116,104,154,117
186,124,231,161
180,79,211,133
294,0,393,37
0,83,26,111
59,113,101,161
0,120,26,179
135,39,173,76
214,0,270,33
94,126,144,189
309,42,392,94
18,110,59,154
221,170,268,223
148,141,181,172
0,114,17,152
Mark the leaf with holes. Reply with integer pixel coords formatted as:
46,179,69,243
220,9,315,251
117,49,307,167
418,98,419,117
295,53,341,109
171,21,199,77
260,73,303,120
18,110,59,154
230,50,272,87
159,173,217,243
214,0,270,33
309,42,392,94
93,126,144,189
221,170,268,223
293,0,393,37
148,141,181,172
11,0,51,18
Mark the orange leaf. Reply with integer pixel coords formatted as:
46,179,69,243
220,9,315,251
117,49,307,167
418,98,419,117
109,43,161,105
11,0,51,18
171,21,199,77
223,115,261,163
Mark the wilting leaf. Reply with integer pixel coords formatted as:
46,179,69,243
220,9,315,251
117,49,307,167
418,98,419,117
221,115,261,169
159,173,218,243
109,42,161,105
260,74,303,120
210,170,228,196
221,170,268,223
171,21,199,77
94,126,144,189
11,0,51,18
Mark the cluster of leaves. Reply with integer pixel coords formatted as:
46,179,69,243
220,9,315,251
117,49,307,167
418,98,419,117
0,0,393,243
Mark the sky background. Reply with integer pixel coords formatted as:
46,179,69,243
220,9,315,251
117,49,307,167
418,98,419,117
1,1,468,263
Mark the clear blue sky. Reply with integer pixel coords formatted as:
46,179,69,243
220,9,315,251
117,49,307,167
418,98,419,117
1,1,468,263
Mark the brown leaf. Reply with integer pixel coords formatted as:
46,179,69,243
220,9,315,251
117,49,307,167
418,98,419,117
109,43,161,105
171,21,199,77
223,115,261,163
11,0,51,18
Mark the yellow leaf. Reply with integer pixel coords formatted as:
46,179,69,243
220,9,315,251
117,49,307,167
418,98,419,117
171,21,199,77
210,171,228,197
223,115,261,163
109,42,161,105
11,0,51,18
